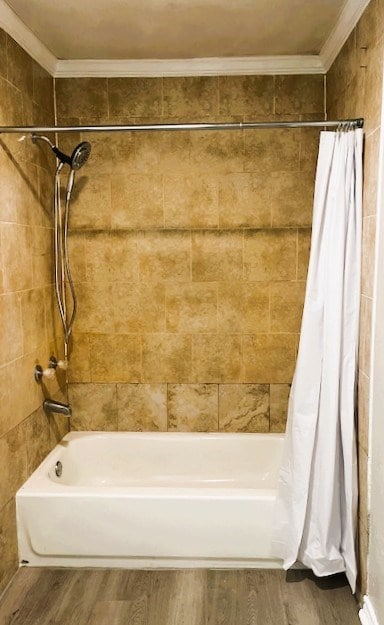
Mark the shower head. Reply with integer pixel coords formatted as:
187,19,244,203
52,141,91,170
32,134,91,170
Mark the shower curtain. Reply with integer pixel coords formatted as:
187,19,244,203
272,128,363,592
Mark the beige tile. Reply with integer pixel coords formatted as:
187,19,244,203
117,384,167,431
270,384,291,432
358,445,369,528
56,78,108,121
243,334,296,383
32,60,54,116
134,131,163,173
25,406,51,475
218,283,270,334
275,75,324,115
0,499,18,596
218,174,271,228
68,333,91,383
168,384,218,431
49,386,70,446
113,283,166,333
108,78,162,118
67,233,86,283
70,174,112,229
21,288,46,354
270,282,306,332
219,384,269,432
85,232,139,283
297,228,312,280
164,175,219,228
189,130,244,173
32,226,53,289
166,283,217,333
0,423,26,510
363,39,384,134
242,283,271,333
358,515,369,597
363,128,379,217
0,292,23,366
192,231,242,281
358,371,369,454
359,295,372,377
361,216,376,297
270,171,314,227
0,360,24,438
111,174,164,229
163,77,218,117
219,76,274,116
142,334,192,382
78,131,135,177
192,334,242,382
90,334,141,383
138,231,191,282
69,383,117,431
299,128,321,174
75,283,115,334
244,229,297,281
1,223,33,292
0,29,6,80
6,35,33,96
0,77,23,126
157,131,191,176
244,129,300,173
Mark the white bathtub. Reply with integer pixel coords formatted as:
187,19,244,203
16,431,285,569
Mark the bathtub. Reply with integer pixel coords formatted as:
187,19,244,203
16,431,285,569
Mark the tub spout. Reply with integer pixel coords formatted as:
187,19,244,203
43,399,72,417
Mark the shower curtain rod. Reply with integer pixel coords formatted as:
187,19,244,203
0,118,364,134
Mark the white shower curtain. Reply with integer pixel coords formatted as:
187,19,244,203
272,128,363,592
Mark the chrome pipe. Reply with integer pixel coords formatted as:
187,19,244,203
0,118,364,134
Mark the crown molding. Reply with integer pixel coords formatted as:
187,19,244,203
54,55,325,78
320,0,371,71
0,0,57,75
359,597,380,625
0,0,369,78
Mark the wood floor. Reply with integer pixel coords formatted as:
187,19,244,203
0,568,360,625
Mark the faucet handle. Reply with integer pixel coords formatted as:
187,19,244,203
34,364,56,382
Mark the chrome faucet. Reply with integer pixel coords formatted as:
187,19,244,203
43,399,72,417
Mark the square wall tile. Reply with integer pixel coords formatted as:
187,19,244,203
163,77,218,117
168,384,218,431
90,334,141,383
166,282,217,333
164,175,219,228
138,231,191,282
244,229,297,281
243,334,296,383
270,384,291,432
192,334,242,382
219,384,269,432
192,231,243,281
142,334,192,382
117,384,167,431
69,383,117,431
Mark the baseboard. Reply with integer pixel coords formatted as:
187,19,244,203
359,596,380,625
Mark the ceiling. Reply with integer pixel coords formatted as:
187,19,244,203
0,0,370,76
5,0,346,60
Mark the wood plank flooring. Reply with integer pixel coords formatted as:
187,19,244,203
0,568,360,625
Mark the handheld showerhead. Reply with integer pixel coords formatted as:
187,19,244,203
51,141,91,170
32,134,91,170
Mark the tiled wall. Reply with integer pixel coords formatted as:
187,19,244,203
327,0,384,597
0,30,68,594
54,75,325,432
